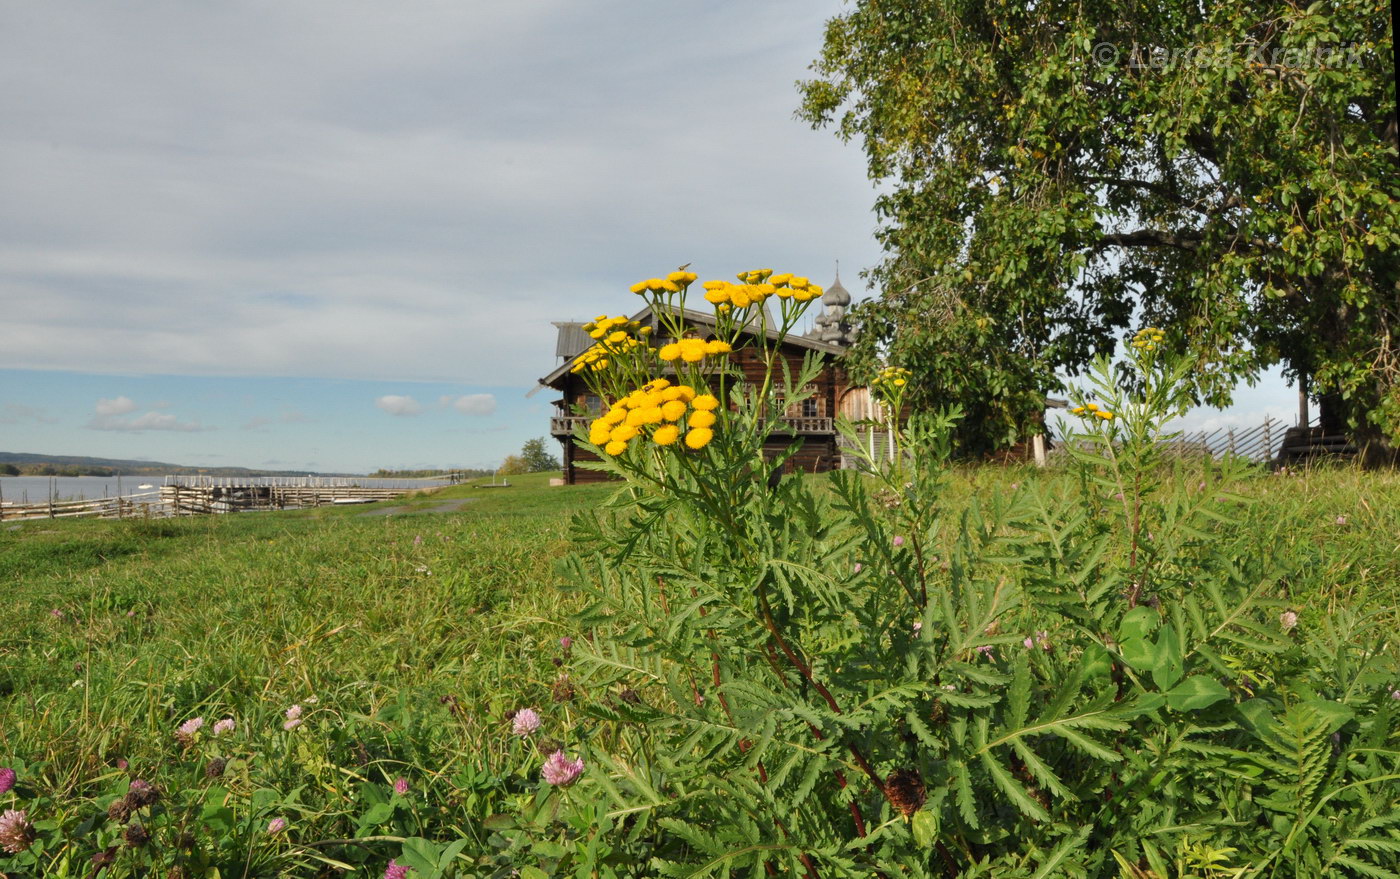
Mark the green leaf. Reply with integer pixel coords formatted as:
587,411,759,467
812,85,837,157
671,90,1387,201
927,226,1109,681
1164,675,1230,712
1149,623,1184,689
911,810,939,848
1081,643,1113,679
1119,606,1159,642
1118,636,1155,671
398,838,445,875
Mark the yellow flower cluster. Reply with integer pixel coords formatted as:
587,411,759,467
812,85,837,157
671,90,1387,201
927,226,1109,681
657,337,732,363
1071,402,1114,420
589,379,720,454
584,315,646,340
629,271,698,295
701,271,824,308
571,337,642,373
871,366,911,389
1132,327,1166,351
571,315,650,374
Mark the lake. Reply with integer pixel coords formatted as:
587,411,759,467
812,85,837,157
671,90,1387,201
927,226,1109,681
0,475,454,505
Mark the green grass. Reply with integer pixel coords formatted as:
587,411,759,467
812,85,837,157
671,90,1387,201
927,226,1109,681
1,472,610,787
0,464,1395,876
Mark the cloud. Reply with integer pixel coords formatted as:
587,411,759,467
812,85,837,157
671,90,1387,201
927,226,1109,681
376,394,422,416
88,411,210,432
1164,406,1294,434
95,395,137,416
441,393,497,416
0,1,881,388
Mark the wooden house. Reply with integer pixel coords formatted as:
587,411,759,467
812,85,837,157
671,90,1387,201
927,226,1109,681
536,275,875,484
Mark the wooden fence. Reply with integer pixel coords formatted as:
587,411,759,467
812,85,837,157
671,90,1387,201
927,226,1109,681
0,481,420,522
0,491,163,522
1049,415,1296,465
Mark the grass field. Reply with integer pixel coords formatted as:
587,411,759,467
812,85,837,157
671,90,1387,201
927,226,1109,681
1,463,1397,876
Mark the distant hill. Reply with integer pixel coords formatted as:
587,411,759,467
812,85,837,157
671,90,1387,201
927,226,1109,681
0,452,347,478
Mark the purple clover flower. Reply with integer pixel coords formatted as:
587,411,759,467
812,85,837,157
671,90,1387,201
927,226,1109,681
393,777,409,796
0,808,36,854
212,718,236,736
0,768,15,794
512,707,541,736
176,717,204,738
540,751,584,787
266,817,286,835
384,859,413,879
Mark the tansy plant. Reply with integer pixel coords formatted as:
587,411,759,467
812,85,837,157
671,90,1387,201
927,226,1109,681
571,267,830,507
524,306,1400,879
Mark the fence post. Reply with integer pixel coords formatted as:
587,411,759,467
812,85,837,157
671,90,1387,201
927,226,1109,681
1228,428,1236,456
1262,418,1272,462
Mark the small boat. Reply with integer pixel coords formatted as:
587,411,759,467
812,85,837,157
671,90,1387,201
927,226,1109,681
137,483,154,490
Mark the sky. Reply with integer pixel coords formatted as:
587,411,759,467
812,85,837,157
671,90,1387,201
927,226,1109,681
0,1,1298,473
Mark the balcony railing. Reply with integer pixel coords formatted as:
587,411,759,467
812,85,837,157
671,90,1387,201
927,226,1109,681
777,416,834,434
552,414,836,437
550,416,592,436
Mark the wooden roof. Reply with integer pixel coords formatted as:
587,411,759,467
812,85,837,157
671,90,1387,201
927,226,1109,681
535,304,847,392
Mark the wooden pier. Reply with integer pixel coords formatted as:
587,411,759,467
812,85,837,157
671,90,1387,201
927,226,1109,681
0,477,429,522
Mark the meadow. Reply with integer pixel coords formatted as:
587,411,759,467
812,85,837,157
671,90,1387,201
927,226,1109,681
2,461,1398,877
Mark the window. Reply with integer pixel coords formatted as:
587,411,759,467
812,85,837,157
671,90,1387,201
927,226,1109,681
802,398,819,418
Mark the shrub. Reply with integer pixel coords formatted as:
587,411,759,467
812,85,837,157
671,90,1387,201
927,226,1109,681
510,285,1400,877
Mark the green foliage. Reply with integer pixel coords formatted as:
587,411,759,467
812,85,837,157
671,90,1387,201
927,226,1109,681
520,335,1400,875
798,0,1399,450
521,438,563,474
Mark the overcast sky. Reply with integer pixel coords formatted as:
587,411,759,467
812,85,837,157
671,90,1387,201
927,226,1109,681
0,1,1294,473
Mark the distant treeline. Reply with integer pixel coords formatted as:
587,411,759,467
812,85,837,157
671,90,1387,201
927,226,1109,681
0,452,348,478
368,468,494,479
0,463,122,477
